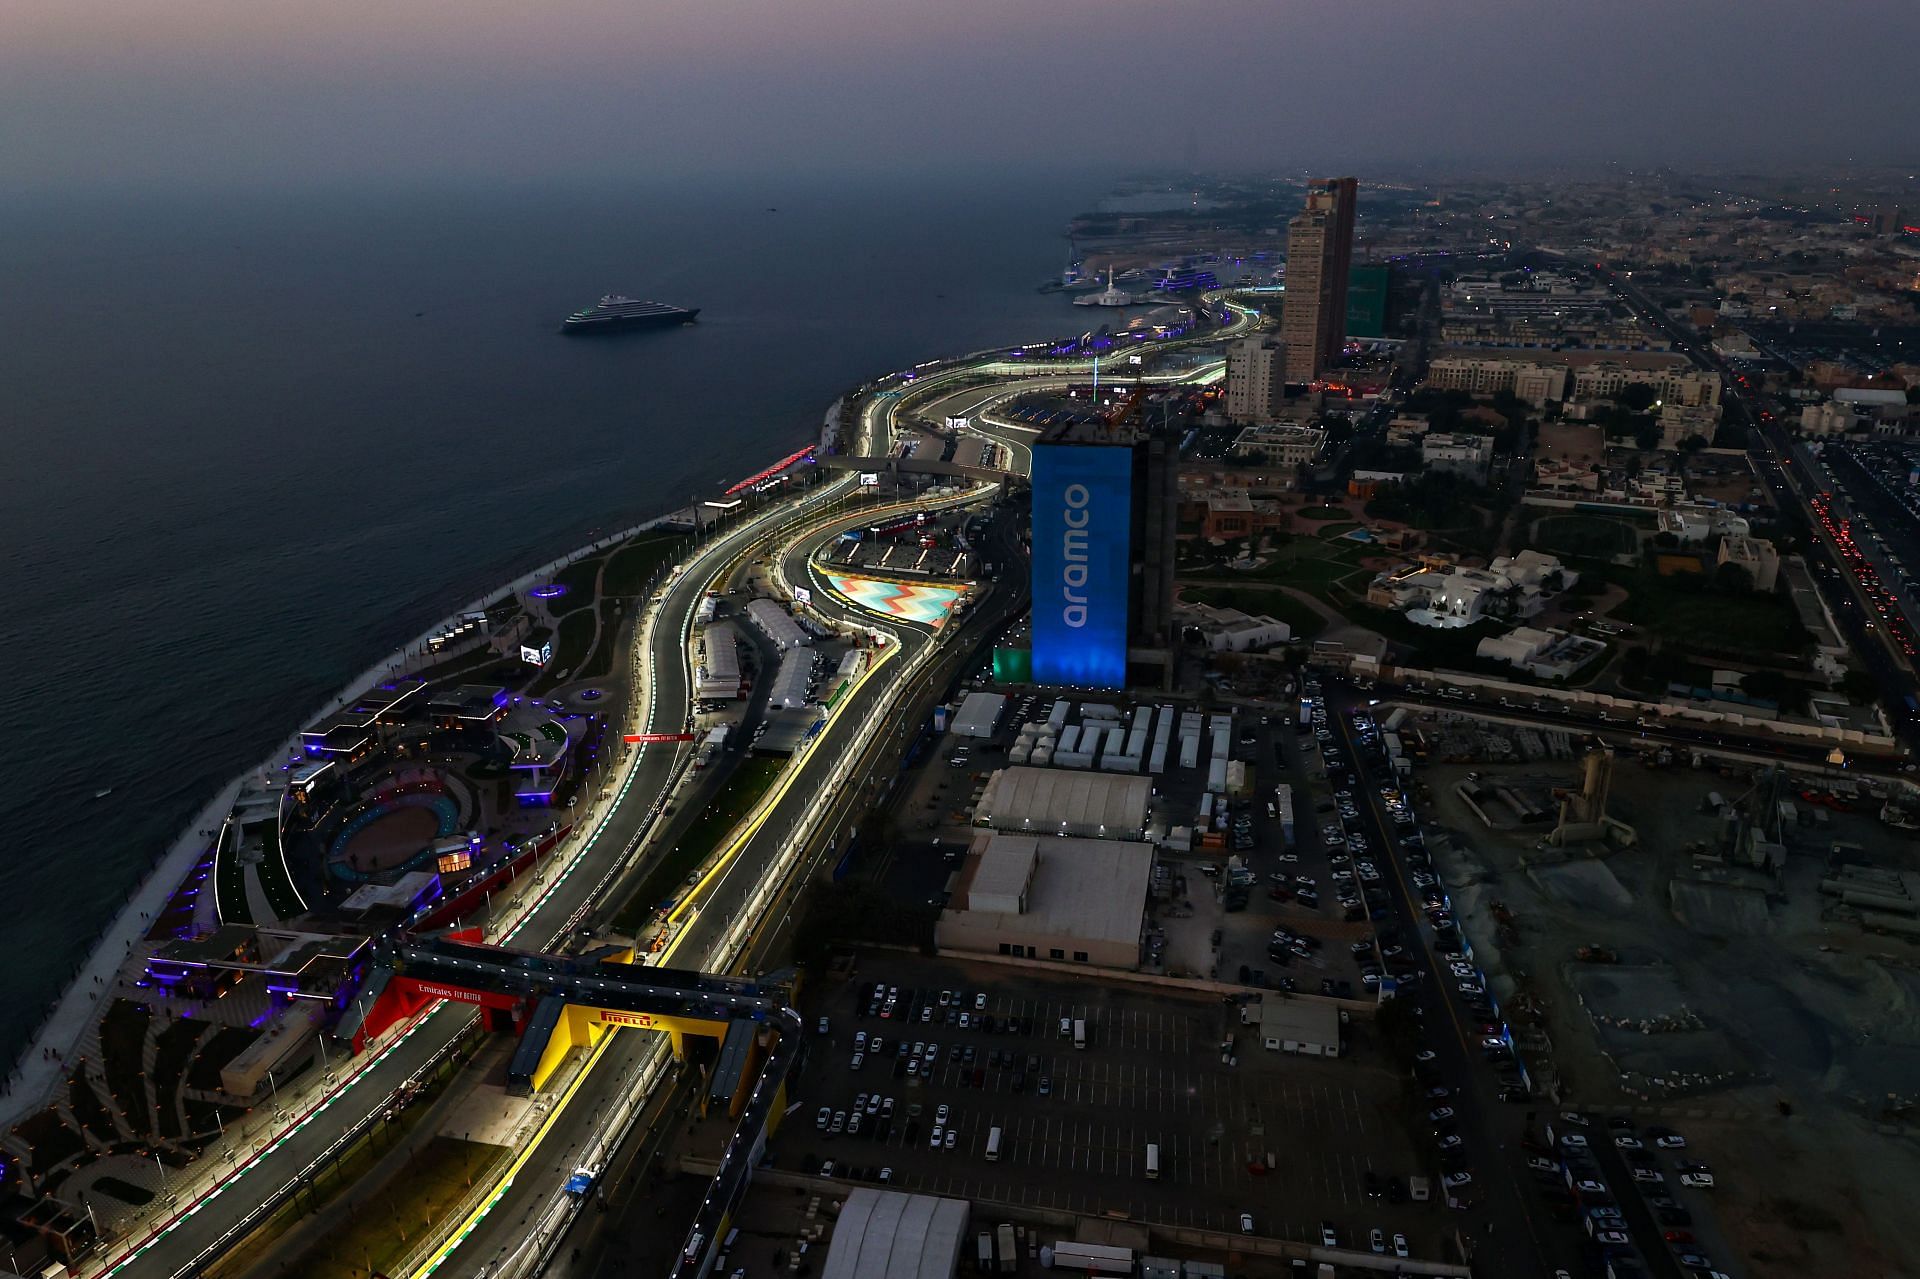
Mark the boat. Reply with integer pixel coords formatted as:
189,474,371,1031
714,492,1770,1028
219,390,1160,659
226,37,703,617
94,789,113,799
561,296,699,335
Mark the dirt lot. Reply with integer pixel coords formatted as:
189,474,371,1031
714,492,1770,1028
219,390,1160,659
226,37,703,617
1402,720,1920,1278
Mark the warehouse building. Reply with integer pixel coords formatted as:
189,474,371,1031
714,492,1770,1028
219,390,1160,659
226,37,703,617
950,690,1006,739
769,649,814,710
746,598,812,652
973,766,1151,839
935,833,1152,968
1246,996,1342,1058
696,622,742,701
821,1188,969,1279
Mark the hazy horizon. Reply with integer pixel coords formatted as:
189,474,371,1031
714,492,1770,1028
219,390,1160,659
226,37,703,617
4,0,1916,194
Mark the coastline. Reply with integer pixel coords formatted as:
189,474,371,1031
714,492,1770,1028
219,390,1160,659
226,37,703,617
0,492,750,1129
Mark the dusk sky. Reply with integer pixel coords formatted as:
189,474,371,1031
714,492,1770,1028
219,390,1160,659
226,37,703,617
4,0,1917,190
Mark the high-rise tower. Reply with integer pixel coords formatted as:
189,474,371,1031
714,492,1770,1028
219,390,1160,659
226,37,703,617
1281,177,1358,383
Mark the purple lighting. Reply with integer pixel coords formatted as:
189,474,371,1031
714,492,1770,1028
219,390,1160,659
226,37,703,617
530,584,569,599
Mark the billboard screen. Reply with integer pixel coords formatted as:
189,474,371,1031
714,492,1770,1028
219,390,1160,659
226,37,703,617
1030,443,1132,687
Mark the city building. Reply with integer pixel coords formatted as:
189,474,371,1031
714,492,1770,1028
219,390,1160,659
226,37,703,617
1177,602,1291,652
1658,403,1720,449
1346,263,1391,339
1029,422,1178,687
1281,177,1358,382
425,685,511,732
1247,996,1341,1057
1659,506,1750,544
1367,551,1576,628
1224,336,1286,424
1717,534,1781,591
1178,490,1290,540
1571,363,1721,409
1425,356,1569,406
1228,423,1326,468
1800,401,1863,436
1420,432,1495,481
1868,204,1907,236
1385,416,1431,446
1474,625,1607,680
299,678,426,758
934,832,1152,968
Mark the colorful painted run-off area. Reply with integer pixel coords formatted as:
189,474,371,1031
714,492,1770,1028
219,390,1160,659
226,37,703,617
823,573,965,627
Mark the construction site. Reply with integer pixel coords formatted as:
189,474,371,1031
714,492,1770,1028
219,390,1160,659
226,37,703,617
1392,703,1920,1279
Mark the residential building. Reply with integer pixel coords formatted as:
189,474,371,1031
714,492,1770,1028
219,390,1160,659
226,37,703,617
1281,177,1357,382
1384,416,1431,446
1474,626,1607,680
1178,490,1290,540
1800,401,1861,436
1420,432,1495,481
1717,534,1781,591
1225,336,1286,424
1366,551,1576,628
1178,601,1291,652
1570,363,1721,409
1229,423,1326,468
1659,506,1750,544
1658,403,1719,449
1425,356,1569,406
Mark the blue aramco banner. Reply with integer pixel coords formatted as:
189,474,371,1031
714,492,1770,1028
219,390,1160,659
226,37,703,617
1031,443,1132,687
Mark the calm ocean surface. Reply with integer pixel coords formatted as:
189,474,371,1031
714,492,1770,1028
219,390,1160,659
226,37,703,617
0,171,1103,1063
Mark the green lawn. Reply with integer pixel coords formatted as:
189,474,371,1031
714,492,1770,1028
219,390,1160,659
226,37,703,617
1605,568,1806,656
284,1137,507,1279
1532,513,1641,559
1183,584,1327,641
601,533,680,597
544,554,606,617
1204,537,1377,598
612,757,788,932
1296,504,1350,521
527,609,598,693
579,599,628,680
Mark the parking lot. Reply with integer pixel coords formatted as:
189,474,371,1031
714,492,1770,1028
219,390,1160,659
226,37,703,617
1143,703,1382,999
782,954,1448,1253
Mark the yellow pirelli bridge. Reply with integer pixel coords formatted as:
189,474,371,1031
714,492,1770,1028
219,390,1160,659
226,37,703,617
340,934,805,1276
343,934,802,1109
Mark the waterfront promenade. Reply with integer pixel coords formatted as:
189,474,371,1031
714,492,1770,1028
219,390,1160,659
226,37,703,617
1,778,240,1129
